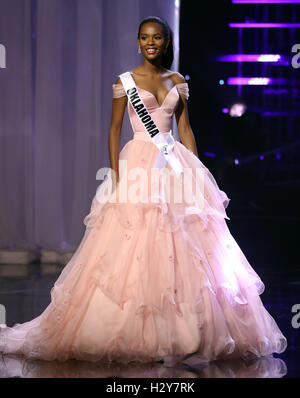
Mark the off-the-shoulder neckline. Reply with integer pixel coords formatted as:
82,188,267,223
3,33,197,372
113,70,188,107
112,82,188,86
113,72,188,107
113,82,188,108
113,71,188,88
129,70,187,86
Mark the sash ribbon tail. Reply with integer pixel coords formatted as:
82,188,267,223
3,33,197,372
152,130,184,179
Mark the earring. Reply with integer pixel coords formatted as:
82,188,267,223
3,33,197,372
138,46,141,54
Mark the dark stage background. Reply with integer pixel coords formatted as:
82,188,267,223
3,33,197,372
179,1,300,276
179,3,300,370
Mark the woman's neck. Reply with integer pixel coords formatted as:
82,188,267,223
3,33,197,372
139,59,165,75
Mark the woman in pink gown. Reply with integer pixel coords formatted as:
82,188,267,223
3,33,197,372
0,16,287,366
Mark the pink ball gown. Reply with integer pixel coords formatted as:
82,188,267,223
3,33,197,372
0,71,287,365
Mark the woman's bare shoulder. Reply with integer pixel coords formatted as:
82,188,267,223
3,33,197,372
169,70,186,84
114,76,122,85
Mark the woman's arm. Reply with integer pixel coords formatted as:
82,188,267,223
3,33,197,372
109,76,127,184
172,73,199,158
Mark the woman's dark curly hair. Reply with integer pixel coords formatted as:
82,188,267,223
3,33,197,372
137,16,174,70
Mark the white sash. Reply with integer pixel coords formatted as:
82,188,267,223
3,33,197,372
119,71,184,179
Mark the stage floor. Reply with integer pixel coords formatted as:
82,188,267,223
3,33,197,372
0,261,297,378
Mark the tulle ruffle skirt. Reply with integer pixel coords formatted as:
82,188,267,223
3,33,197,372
0,136,287,365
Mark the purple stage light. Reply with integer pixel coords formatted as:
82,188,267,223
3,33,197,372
258,54,281,62
276,153,281,159
264,88,289,94
222,108,229,113
204,152,216,158
260,155,264,160
212,54,289,65
227,77,288,85
229,23,300,28
216,54,281,62
234,159,239,165
262,110,299,116
227,77,270,85
230,103,247,117
232,1,300,3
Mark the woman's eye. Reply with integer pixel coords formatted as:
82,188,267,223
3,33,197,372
141,37,161,40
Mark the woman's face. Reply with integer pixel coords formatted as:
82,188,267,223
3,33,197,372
138,22,169,61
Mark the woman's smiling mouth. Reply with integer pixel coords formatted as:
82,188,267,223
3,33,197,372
146,48,157,54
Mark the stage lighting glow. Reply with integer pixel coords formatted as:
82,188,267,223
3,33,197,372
249,78,270,85
264,88,289,94
276,153,281,159
229,103,247,117
222,108,229,113
260,155,264,160
219,79,225,85
229,23,300,28
185,75,190,80
258,54,281,62
232,1,300,3
227,77,287,85
227,77,270,85
263,110,299,116
216,54,281,62
234,159,239,165
204,152,216,158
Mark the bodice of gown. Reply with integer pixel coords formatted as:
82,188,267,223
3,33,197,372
112,73,189,141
